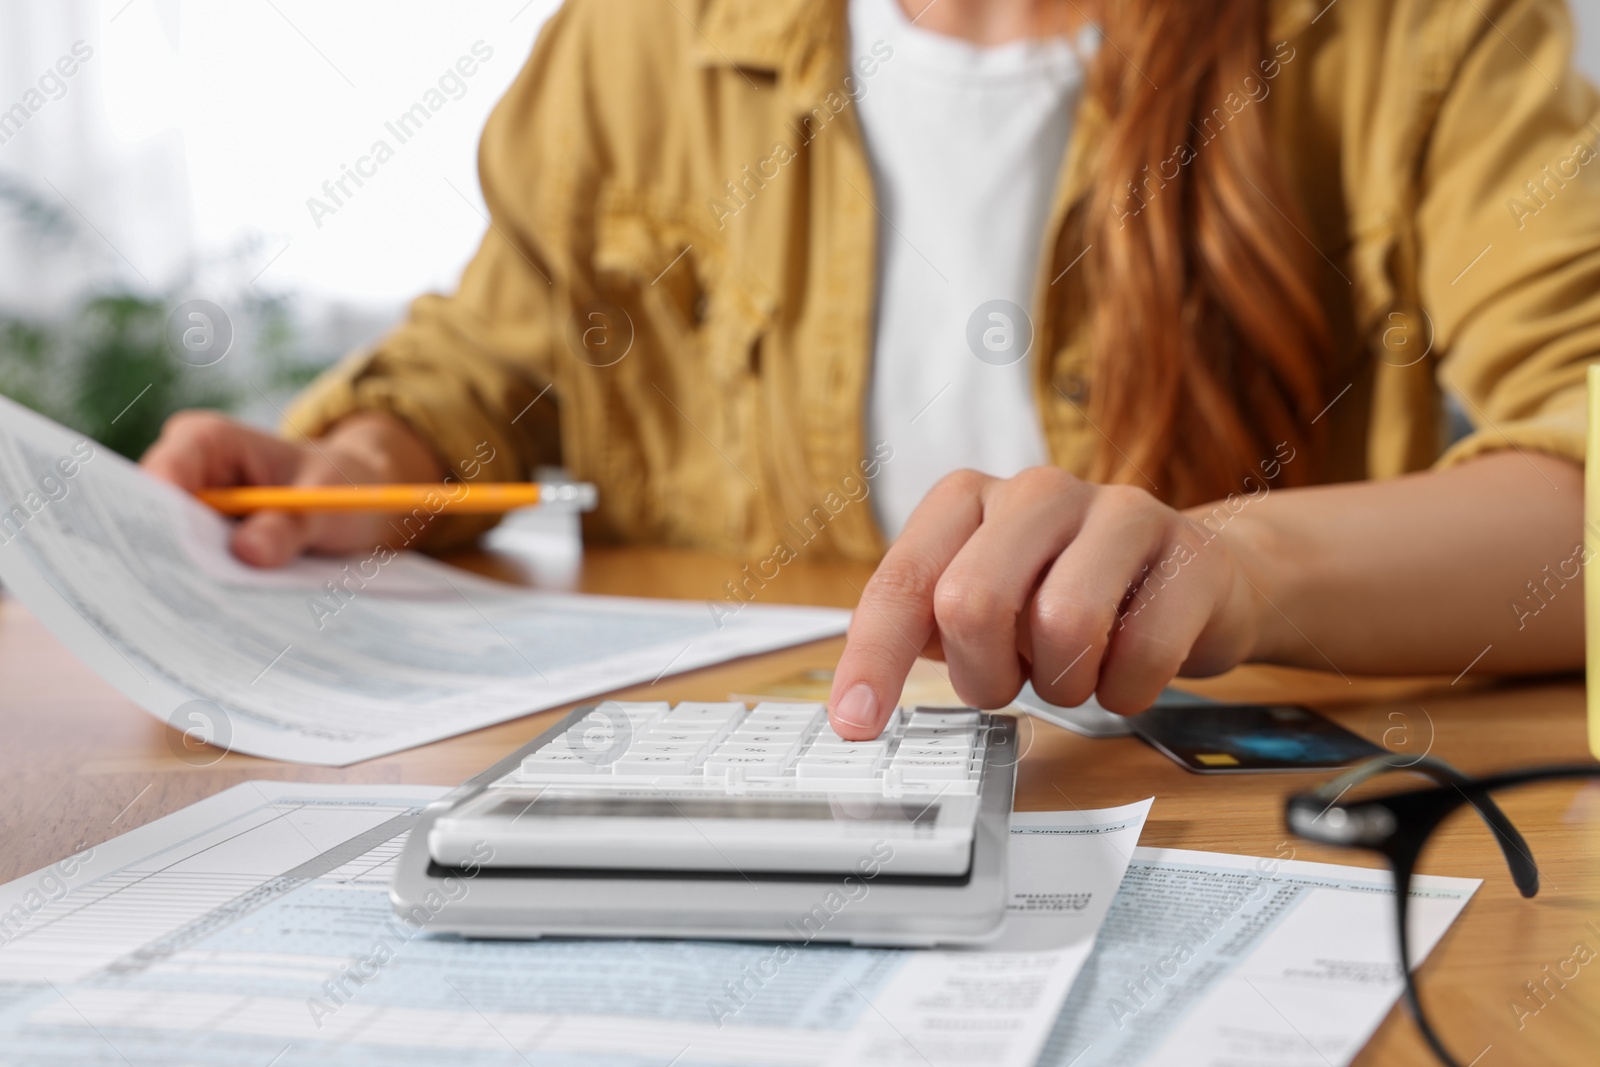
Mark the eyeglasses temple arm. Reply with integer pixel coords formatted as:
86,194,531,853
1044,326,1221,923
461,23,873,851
1313,754,1538,897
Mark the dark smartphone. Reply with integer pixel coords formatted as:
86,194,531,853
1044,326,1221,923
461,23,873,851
1129,702,1383,774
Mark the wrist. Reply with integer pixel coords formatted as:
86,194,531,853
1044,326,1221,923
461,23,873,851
1186,502,1297,666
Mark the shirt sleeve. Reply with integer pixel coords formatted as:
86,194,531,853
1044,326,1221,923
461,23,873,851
1420,0,1600,471
281,6,586,549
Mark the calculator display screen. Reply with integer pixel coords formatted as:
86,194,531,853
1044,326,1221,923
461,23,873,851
486,797,939,824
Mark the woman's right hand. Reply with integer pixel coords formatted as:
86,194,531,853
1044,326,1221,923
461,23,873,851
140,410,443,567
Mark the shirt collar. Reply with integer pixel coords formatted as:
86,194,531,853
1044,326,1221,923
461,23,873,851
692,0,848,105
693,0,1323,106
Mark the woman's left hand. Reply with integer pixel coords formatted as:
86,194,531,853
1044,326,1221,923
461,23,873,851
827,467,1270,739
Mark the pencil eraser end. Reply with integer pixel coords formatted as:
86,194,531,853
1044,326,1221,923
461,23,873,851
539,481,598,512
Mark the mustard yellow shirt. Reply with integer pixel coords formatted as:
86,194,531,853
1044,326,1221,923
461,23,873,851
286,0,1600,560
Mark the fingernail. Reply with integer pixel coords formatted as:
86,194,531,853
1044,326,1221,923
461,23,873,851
833,683,878,729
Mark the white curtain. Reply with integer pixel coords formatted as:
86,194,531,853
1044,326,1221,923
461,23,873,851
0,0,553,317
0,0,193,313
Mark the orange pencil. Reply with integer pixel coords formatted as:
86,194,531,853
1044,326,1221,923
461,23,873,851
195,482,597,515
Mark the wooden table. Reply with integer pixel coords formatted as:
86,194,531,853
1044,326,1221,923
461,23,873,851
1,545,1595,1064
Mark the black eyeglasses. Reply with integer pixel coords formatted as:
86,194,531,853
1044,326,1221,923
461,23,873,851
1285,755,1600,1067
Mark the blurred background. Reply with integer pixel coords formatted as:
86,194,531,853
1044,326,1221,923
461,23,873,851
0,0,1597,462
0,0,554,459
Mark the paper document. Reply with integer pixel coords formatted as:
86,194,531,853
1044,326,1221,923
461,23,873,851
0,397,849,765
0,782,1152,1066
1037,846,1478,1066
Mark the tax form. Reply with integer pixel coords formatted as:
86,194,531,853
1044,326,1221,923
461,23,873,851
0,783,1154,1067
1038,849,1478,1066
0,396,850,765
0,782,1475,1066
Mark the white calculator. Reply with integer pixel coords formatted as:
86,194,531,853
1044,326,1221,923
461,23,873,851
429,701,994,877
395,701,1017,945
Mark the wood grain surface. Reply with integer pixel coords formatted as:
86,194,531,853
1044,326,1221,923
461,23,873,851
1,544,1594,1064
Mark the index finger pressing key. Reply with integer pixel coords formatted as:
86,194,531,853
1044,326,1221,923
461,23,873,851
829,473,988,739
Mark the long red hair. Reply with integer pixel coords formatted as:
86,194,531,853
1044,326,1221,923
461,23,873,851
1078,0,1330,506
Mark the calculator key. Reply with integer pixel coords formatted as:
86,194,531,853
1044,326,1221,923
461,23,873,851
896,749,971,767
567,721,628,751
733,718,808,732
663,702,745,724
907,709,981,727
799,753,881,768
702,754,786,776
521,752,609,775
801,742,881,758
903,725,977,740
624,743,706,758
892,757,969,781
637,730,718,746
796,758,881,780
809,738,889,755
743,716,819,731
895,737,971,754
613,754,696,776
712,743,796,759
728,731,802,746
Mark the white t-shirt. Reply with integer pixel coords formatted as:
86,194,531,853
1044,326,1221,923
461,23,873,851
851,0,1093,538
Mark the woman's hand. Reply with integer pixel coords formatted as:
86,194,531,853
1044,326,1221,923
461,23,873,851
141,410,443,568
827,467,1270,739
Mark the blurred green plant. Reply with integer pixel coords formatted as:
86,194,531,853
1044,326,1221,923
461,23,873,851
0,173,332,460
253,291,332,395
0,293,244,460
0,172,71,241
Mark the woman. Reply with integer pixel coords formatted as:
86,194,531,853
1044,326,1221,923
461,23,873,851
143,0,1600,741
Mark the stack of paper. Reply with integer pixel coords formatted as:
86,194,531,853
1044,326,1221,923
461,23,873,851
0,397,849,765
0,783,1475,1066
0,783,1155,1066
